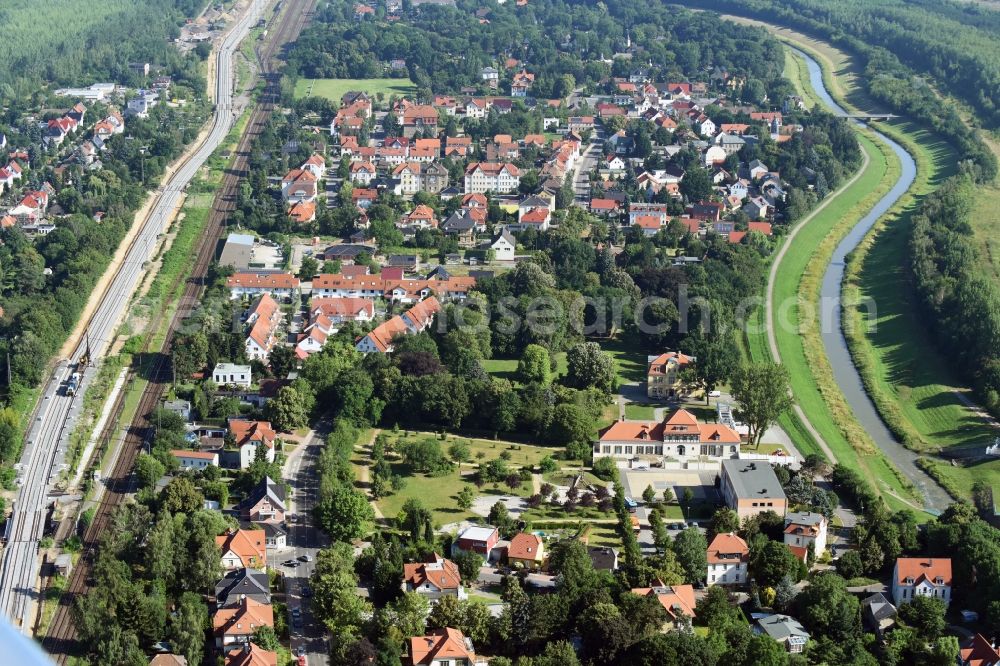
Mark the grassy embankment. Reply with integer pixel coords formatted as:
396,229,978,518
294,78,417,101
772,27,1000,501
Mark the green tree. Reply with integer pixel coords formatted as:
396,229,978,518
517,344,552,385
456,486,475,510
836,550,864,580
564,342,617,394
593,456,617,481
170,592,207,666
135,453,165,490
253,625,281,651
314,485,374,541
265,385,308,432
453,549,483,582
709,508,740,539
642,484,657,504
539,455,558,473
448,441,471,466
160,477,204,514
750,538,800,588
794,572,859,642
730,362,794,446
898,595,947,639
672,527,708,583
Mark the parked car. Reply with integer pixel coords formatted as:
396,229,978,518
298,554,312,562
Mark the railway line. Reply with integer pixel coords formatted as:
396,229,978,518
39,0,315,660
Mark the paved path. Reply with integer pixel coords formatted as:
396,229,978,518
354,429,384,520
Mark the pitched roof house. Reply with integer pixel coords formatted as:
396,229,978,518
224,643,278,666
507,533,545,570
228,418,276,469
596,409,741,462
213,597,274,648
892,557,952,607
236,476,286,524
706,532,749,586
402,554,466,600
216,529,266,570
215,568,270,607
631,580,696,629
959,634,1000,666
408,628,479,666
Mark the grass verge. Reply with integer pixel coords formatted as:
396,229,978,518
294,77,417,101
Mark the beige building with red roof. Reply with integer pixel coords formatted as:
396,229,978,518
631,580,696,630
706,532,749,586
402,554,466,601
216,529,266,570
507,533,545,570
229,418,276,468
595,408,741,463
408,628,479,666
646,351,695,399
463,162,520,193
243,294,282,362
355,297,441,353
226,272,301,300
783,511,828,556
892,557,952,607
213,597,273,648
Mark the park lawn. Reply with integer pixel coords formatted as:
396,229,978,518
624,403,655,420
601,337,648,386
376,465,481,527
481,352,567,384
294,77,416,101
384,430,556,470
584,525,621,548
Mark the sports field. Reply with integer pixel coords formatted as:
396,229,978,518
294,78,417,101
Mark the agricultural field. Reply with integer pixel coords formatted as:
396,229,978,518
294,77,417,101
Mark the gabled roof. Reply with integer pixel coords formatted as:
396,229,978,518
647,352,694,374
409,628,476,665
215,567,270,606
215,529,266,569
960,634,1000,666
229,418,276,448
707,532,749,564
631,581,696,620
895,557,952,587
213,597,273,637
149,656,188,666
237,476,287,513
755,614,809,643
225,644,278,666
508,533,543,561
403,554,462,592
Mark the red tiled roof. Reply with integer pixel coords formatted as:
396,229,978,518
402,554,462,592
631,581,696,620
896,557,952,587
707,533,749,564
213,597,273,637
508,533,543,561
215,529,266,569
409,628,475,665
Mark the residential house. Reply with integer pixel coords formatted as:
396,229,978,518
213,597,273,648
630,580,696,630
408,628,479,666
216,529,266,570
629,203,669,226
301,153,326,180
309,297,375,325
595,409,741,464
149,655,188,666
507,533,545,570
464,162,520,193
237,476,286,524
590,198,620,217
215,568,270,607
257,522,286,550
441,210,481,245
783,512,828,556
959,634,1000,666
646,351,695,399
861,593,897,637
242,294,282,362
720,460,788,520
401,204,437,230
510,70,534,97
891,557,952,607
229,418,277,469
213,363,251,388
402,554,466,601
226,273,301,301
588,546,619,572
281,169,318,203
171,449,219,471
224,644,278,666
487,228,515,261
453,526,499,558
401,105,439,137
355,297,442,353
350,161,377,185
743,196,770,220
754,614,809,653
706,532,749,586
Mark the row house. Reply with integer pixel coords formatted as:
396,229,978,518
226,272,301,300
295,297,375,358
464,162,520,194
242,294,282,362
312,273,475,303
355,296,441,353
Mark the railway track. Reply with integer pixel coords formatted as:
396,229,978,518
40,1,314,660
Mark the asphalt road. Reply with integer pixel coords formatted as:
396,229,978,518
0,0,267,633
274,427,329,664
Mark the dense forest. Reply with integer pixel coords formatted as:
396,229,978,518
289,0,786,98
909,176,1000,414
687,0,998,183
0,0,208,104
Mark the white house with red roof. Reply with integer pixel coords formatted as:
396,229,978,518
783,511,828,556
226,272,301,300
707,532,749,586
595,408,741,463
301,153,326,180
402,554,467,601
408,627,482,666
463,162,520,194
891,557,952,607
242,294,282,362
355,297,441,353
281,169,318,203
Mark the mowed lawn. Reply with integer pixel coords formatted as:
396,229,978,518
371,431,556,525
294,78,416,101
481,352,567,383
